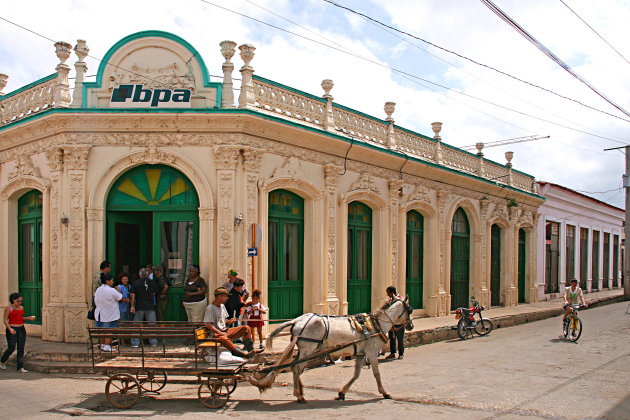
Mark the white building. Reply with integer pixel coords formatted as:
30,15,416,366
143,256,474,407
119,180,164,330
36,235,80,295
536,182,624,300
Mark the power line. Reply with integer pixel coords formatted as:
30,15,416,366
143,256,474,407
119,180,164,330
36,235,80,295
322,0,630,125
559,0,630,67
480,0,630,119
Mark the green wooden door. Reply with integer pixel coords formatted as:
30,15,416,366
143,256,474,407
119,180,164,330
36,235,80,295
490,224,501,306
348,202,372,314
518,229,526,303
268,190,304,320
107,165,199,321
18,190,43,324
406,210,423,309
450,208,470,310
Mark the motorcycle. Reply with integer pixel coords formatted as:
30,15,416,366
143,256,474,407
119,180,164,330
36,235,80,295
453,298,494,339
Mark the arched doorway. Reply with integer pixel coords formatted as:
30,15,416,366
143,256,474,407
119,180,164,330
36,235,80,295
406,210,424,309
490,224,501,306
18,190,43,324
450,208,470,310
106,165,199,321
268,189,304,320
518,228,526,303
348,201,372,314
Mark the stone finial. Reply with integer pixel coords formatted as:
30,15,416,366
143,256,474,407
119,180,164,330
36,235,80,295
505,151,514,167
220,41,237,108
55,41,72,64
384,102,395,122
71,40,89,108
54,41,72,108
475,142,484,156
321,79,334,99
431,122,442,140
238,44,256,108
0,73,7,95
220,40,237,62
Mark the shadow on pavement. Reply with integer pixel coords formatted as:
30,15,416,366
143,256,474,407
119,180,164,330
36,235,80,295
602,390,630,419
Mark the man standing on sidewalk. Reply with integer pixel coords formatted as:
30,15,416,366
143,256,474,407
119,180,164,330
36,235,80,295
384,286,405,360
154,265,170,322
129,267,158,348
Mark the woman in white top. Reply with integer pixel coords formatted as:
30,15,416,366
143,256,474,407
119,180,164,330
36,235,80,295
94,273,122,351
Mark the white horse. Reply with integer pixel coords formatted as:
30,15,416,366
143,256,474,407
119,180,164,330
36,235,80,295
248,298,414,403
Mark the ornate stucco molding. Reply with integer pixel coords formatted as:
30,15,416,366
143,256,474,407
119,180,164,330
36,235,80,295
214,145,240,170
8,155,40,180
129,143,176,165
242,147,264,173
198,207,216,221
46,147,64,172
63,145,91,170
324,164,343,299
349,173,380,195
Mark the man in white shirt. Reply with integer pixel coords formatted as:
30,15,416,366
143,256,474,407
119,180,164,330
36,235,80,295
204,288,263,358
563,278,587,323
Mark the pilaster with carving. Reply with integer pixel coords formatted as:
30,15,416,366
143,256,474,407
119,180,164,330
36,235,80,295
436,189,450,315
63,145,90,342
215,146,240,282
243,147,263,284
324,164,342,314
479,198,490,306
388,179,403,288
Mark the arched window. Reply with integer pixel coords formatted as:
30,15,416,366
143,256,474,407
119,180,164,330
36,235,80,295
406,210,424,309
18,190,43,324
348,201,372,314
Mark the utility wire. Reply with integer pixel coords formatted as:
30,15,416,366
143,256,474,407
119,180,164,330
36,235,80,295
322,0,630,124
480,0,630,119
559,0,630,67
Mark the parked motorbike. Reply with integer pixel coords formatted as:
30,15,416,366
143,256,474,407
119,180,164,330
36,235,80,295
453,298,494,339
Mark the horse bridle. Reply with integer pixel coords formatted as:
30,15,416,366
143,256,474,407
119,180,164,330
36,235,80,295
377,299,412,327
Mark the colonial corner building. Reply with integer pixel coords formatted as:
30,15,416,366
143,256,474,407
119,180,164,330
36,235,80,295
0,31,544,342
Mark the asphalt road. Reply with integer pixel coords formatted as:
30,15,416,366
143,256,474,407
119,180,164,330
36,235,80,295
0,301,628,419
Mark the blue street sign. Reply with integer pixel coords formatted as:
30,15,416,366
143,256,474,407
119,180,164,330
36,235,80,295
247,247,258,257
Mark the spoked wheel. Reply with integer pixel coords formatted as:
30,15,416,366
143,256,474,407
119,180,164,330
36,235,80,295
562,319,569,338
136,370,167,392
568,318,582,342
223,377,238,395
456,319,470,340
475,319,494,336
105,373,141,409
198,379,230,409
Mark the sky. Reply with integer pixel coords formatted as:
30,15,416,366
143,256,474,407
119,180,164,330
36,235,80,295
1,0,629,208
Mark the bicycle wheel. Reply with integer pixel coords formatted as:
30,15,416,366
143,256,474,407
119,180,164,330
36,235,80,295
562,318,569,338
456,319,469,340
475,319,493,336
568,317,582,342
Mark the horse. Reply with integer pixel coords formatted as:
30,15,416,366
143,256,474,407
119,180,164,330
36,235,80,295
247,298,414,403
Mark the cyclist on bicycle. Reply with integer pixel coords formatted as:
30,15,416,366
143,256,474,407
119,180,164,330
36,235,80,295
563,278,587,323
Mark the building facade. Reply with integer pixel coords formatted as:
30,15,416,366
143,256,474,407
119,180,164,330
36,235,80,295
536,182,624,301
0,31,544,342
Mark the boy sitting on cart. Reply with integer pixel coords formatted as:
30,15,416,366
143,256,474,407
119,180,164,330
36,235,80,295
204,287,264,359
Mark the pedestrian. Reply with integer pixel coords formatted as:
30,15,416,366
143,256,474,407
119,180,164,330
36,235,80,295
203,288,264,358
244,289,268,349
154,265,170,322
384,286,405,360
182,265,207,323
223,269,250,301
115,272,132,322
225,278,246,320
1,292,36,372
129,267,158,348
93,260,111,294
94,273,123,351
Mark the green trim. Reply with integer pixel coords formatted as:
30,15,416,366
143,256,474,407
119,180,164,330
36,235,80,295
0,74,56,102
82,30,222,107
0,107,542,199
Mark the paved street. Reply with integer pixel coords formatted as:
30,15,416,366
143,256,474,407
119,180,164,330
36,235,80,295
0,301,628,419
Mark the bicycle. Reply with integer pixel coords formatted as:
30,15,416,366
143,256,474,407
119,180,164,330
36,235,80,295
562,304,583,342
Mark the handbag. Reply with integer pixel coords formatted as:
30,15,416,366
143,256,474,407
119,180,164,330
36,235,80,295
87,296,96,320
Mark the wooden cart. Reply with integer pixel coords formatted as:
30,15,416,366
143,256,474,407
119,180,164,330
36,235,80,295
88,324,248,409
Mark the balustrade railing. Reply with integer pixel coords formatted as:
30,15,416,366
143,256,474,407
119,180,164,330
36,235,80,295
0,74,56,125
253,77,325,126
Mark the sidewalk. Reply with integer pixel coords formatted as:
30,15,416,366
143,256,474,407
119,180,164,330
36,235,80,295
1,289,624,373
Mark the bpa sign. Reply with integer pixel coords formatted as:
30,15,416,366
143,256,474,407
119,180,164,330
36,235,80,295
110,84,191,108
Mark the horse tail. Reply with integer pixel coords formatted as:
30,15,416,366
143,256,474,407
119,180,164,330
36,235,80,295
266,319,294,351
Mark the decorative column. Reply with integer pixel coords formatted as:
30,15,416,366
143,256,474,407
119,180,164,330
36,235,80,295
432,122,443,164
503,205,519,306
220,40,237,108
385,102,396,150
198,207,216,290
42,148,64,341
0,73,7,95
476,142,485,177
388,179,403,289
214,146,240,283
71,40,89,107
436,189,450,315
505,151,514,186
479,198,490,306
63,145,90,342
321,79,335,132
324,164,343,314
238,44,256,108
243,147,263,286
54,41,72,108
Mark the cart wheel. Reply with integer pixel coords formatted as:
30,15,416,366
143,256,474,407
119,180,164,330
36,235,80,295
224,377,238,395
106,373,141,409
198,379,230,409
136,370,167,392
